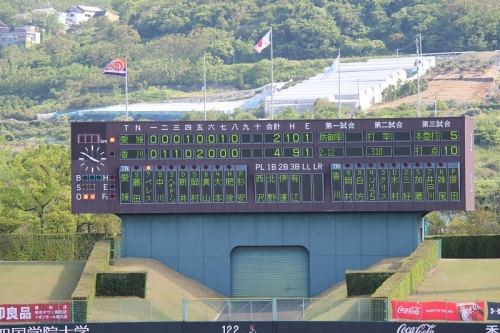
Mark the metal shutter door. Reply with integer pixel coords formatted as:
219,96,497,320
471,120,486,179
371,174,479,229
230,246,309,297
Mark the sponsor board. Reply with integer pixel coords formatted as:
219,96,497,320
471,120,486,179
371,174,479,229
392,301,485,321
0,303,71,323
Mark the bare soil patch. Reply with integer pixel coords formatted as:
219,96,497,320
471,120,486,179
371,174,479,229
368,55,499,112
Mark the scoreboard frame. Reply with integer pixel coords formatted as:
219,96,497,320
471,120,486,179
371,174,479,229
71,117,474,214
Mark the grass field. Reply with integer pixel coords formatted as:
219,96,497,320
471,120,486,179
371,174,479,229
1,258,499,322
406,259,500,302
0,261,85,303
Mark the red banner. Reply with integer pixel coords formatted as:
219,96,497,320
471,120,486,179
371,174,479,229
391,301,485,321
0,303,71,323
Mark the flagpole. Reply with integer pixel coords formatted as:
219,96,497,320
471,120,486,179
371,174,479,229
125,56,129,120
338,50,341,119
270,26,274,120
204,52,207,121
416,35,421,118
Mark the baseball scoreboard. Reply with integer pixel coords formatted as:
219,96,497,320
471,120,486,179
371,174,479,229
71,117,474,214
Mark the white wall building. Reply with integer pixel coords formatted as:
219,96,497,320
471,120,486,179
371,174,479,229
65,5,103,25
264,56,435,116
64,5,119,27
0,20,41,47
32,7,68,26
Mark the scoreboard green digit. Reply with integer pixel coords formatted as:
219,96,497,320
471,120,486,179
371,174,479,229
71,117,475,214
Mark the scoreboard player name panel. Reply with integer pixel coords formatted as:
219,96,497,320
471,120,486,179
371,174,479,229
71,117,474,214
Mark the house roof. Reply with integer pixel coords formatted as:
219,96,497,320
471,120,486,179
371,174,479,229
65,5,103,14
78,5,102,11
33,7,58,14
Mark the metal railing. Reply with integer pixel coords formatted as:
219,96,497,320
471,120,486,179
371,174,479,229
3,298,496,324
78,298,383,323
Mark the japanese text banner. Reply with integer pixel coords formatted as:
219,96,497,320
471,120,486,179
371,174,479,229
0,303,71,323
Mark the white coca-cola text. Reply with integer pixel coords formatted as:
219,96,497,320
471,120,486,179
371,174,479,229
397,306,421,315
397,323,436,333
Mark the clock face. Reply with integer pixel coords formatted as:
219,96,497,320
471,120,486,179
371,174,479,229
78,144,106,173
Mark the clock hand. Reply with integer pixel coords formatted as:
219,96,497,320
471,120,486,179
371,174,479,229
80,151,99,163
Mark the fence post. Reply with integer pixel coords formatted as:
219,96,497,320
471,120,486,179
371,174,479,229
183,299,187,321
302,299,305,320
272,298,277,321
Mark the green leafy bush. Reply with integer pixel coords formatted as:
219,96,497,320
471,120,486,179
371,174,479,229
71,241,111,322
0,233,112,261
96,272,147,298
371,240,441,321
427,235,500,258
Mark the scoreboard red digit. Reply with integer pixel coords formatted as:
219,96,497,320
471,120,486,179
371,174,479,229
71,117,474,214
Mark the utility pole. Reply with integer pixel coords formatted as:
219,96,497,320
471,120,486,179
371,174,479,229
434,90,437,117
203,52,207,121
416,35,421,118
396,49,400,69
357,78,360,110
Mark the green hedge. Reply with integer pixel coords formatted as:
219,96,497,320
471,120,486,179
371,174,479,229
371,240,441,321
0,233,115,261
426,235,500,258
71,241,111,322
345,271,396,297
96,272,147,298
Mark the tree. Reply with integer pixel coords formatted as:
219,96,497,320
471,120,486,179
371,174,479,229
424,211,447,235
276,107,299,120
0,216,21,233
0,145,70,233
75,213,121,236
31,12,66,36
448,209,500,235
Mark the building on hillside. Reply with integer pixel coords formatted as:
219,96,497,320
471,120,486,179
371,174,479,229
263,56,436,116
32,7,68,27
0,20,41,47
65,5,119,26
11,13,32,24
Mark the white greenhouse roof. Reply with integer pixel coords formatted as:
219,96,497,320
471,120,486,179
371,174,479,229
264,56,435,115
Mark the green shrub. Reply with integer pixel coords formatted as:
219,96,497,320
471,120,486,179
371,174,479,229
96,272,147,298
0,233,114,261
371,240,441,321
71,241,111,322
346,271,395,297
426,235,500,258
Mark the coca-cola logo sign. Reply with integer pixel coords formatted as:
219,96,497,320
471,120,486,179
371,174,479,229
394,302,424,320
397,323,436,333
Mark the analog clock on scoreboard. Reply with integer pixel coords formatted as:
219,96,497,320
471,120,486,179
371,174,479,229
71,117,474,214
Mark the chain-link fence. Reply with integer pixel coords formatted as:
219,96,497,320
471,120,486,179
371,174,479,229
76,297,385,322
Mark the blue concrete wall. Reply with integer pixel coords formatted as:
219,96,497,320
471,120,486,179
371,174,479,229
121,212,423,296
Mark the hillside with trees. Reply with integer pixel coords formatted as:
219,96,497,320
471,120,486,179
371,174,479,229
0,0,499,235
0,0,499,120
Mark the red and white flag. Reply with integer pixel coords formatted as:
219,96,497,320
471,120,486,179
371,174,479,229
254,29,271,53
102,58,127,77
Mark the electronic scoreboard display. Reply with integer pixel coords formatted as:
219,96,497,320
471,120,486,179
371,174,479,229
71,117,474,214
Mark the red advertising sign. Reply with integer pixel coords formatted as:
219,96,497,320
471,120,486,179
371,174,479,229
391,301,485,321
0,303,71,323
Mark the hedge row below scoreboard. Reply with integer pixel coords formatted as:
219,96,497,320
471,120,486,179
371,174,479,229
0,233,118,261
